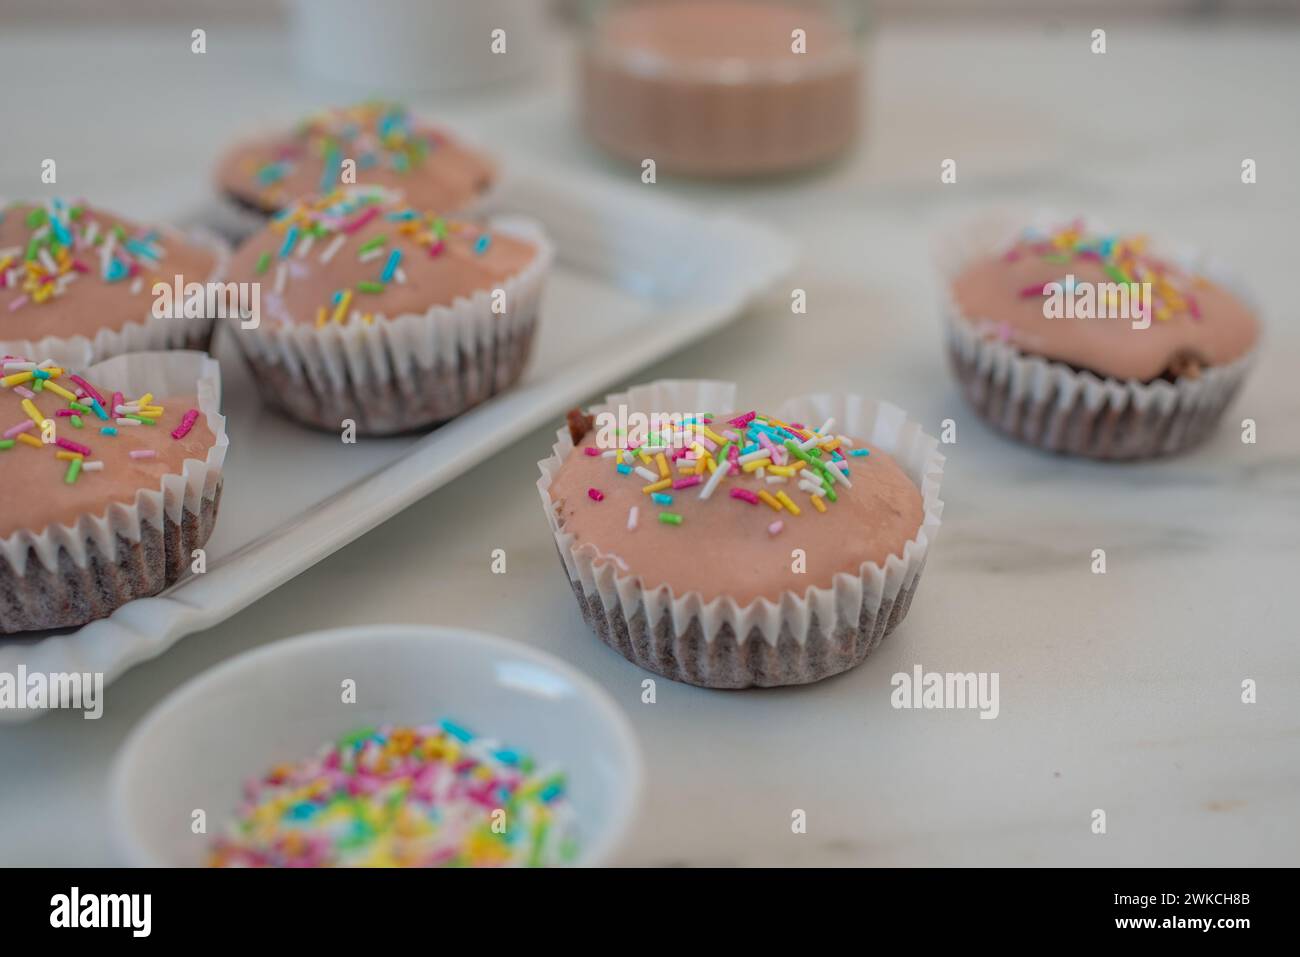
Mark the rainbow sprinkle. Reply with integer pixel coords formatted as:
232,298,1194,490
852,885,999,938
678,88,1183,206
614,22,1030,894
1006,220,1206,323
207,721,579,868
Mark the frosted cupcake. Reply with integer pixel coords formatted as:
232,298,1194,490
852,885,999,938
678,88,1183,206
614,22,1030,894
1,351,226,633
213,102,497,237
537,380,944,688
224,186,551,435
938,215,1260,459
0,199,226,366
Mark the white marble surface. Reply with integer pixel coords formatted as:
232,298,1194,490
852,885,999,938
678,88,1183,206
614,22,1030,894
1,20,1298,866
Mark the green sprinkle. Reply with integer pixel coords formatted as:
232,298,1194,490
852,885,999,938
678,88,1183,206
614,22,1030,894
1104,264,1130,285
1041,253,1070,264
658,512,684,525
358,235,387,254
0,439,14,450
716,441,732,465
64,457,82,484
254,251,271,275
26,208,47,228
31,379,42,392
68,401,89,413
70,415,83,429
123,414,155,425
356,280,386,294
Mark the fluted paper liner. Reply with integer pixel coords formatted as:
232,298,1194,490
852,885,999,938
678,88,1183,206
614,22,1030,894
934,210,1258,459
0,351,227,633
0,229,231,370
537,380,945,689
224,216,552,435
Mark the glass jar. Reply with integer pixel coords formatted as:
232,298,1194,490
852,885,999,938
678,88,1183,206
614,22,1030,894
578,0,867,177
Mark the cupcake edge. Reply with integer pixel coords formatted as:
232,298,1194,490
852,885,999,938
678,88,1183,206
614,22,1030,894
224,215,553,436
0,350,227,633
0,227,231,370
536,379,945,689
935,211,1259,460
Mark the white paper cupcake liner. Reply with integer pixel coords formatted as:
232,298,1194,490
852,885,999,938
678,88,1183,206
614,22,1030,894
0,351,227,633
224,216,551,436
537,380,945,689
934,210,1259,460
0,228,231,371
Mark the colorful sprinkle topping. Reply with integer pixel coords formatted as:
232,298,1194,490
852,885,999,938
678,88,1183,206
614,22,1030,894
207,721,579,868
1006,220,1207,323
582,412,858,524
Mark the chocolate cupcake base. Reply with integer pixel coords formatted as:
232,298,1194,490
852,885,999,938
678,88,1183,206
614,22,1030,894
1,489,221,634
945,317,1254,460
238,319,537,435
565,561,925,689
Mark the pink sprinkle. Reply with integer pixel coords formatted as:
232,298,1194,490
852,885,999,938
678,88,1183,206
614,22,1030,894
8,296,28,312
342,207,380,234
71,259,90,273
672,475,702,490
54,409,78,417
730,488,759,505
171,408,199,440
768,520,784,536
583,446,601,456
1002,247,1022,263
111,392,124,416
56,438,92,456
69,375,105,407
428,240,445,257
587,487,604,502
14,386,34,399
1076,250,1102,262
669,446,687,461
129,449,157,460
758,433,776,453
697,436,718,453
1018,283,1050,298
3,420,33,439
1187,294,1202,321
728,411,756,428
722,430,738,441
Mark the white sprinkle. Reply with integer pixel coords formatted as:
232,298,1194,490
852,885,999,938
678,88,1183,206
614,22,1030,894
394,267,407,284
38,248,58,273
320,234,346,264
698,457,728,500
756,466,766,479
839,435,854,447
799,479,824,495
738,448,771,465
129,449,157,460
823,458,851,488
100,234,117,278
634,466,658,482
601,450,618,459
274,263,287,295
768,520,784,536
115,418,142,426
296,234,315,259
83,223,99,246
627,506,638,531
130,277,143,295
816,417,835,436
765,475,788,485
360,247,384,263
37,359,56,369
82,460,105,472
2,361,35,371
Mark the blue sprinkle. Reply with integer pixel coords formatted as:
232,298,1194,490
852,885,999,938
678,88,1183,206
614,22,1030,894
616,463,632,475
651,493,673,505
493,749,520,766
850,449,871,457
440,719,474,743
99,426,117,436
473,234,491,255
380,248,402,283
278,225,299,258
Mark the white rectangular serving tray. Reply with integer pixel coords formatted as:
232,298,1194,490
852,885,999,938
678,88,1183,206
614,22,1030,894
0,170,793,722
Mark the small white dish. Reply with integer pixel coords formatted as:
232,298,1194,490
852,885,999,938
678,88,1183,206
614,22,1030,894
110,625,643,867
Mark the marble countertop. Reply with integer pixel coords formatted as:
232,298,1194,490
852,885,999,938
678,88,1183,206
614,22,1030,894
1,20,1297,866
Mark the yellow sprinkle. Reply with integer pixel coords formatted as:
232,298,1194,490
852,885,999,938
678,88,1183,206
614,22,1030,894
768,465,796,477
16,433,43,449
315,306,328,328
41,380,78,402
811,495,827,513
757,490,784,512
775,490,801,516
702,427,725,445
55,451,84,461
137,393,153,407
21,398,45,427
330,290,353,325
742,458,770,473
616,450,625,465
641,478,673,494
0,372,34,388
638,450,652,466
703,455,716,474
362,313,375,325
655,453,669,479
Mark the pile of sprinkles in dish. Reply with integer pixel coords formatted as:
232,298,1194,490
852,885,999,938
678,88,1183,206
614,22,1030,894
0,357,197,484
249,102,447,207
0,198,167,312
261,186,493,329
1007,220,1209,323
208,720,579,869
584,411,870,537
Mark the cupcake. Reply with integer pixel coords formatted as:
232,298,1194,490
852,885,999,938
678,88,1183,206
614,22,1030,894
0,199,227,367
938,214,1260,459
223,186,551,435
537,380,944,689
1,350,226,633
213,102,498,239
